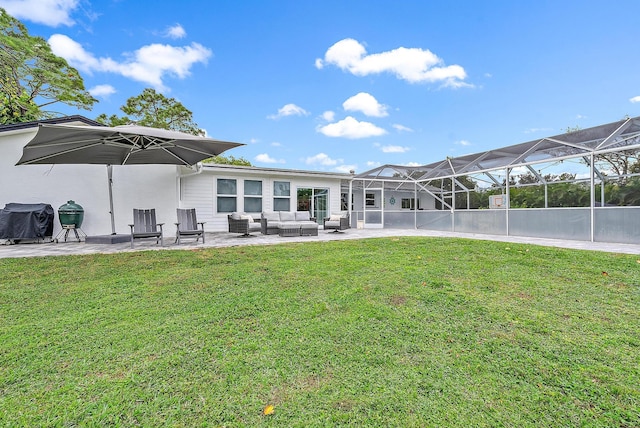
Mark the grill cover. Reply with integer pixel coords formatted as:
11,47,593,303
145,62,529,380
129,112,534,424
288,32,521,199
0,203,55,240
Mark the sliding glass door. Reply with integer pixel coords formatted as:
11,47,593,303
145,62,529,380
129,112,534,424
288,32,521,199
297,188,328,222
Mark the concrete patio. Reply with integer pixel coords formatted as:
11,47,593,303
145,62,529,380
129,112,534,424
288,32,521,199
1,228,639,258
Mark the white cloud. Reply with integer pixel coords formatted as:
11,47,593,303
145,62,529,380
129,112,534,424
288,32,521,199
455,140,471,147
255,153,285,164
630,96,640,103
47,34,212,91
316,38,470,88
270,142,282,147
88,84,116,97
392,124,413,132
343,92,388,117
165,24,186,39
249,138,259,144
381,145,410,153
403,162,421,167
305,153,340,166
335,164,357,174
1,0,79,27
321,111,335,122
366,161,381,168
267,103,309,119
317,116,387,139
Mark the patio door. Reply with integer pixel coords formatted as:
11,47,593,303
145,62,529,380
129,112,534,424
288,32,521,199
297,188,328,222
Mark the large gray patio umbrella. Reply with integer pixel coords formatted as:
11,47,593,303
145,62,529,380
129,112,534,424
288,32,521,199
16,123,243,234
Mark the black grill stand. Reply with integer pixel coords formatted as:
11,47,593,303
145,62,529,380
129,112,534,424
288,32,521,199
55,224,87,243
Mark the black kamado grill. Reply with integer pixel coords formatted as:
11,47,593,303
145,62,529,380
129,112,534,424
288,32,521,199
55,200,87,242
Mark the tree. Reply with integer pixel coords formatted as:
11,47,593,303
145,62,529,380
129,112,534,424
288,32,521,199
97,88,251,165
566,119,640,183
203,155,252,166
594,150,639,183
96,88,202,135
0,8,96,124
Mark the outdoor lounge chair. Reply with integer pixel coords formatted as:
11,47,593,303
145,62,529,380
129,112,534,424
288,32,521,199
129,208,164,248
227,212,261,237
175,208,205,244
323,212,350,233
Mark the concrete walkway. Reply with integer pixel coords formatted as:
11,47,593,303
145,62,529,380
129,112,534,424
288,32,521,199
1,228,639,259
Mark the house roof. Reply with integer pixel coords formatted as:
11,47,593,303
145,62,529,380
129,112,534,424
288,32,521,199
0,115,103,133
355,116,640,183
199,163,353,180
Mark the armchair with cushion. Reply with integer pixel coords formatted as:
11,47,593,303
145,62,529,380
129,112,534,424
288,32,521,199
323,212,350,233
228,212,261,237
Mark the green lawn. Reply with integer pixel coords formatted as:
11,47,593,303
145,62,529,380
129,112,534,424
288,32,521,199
1,237,639,426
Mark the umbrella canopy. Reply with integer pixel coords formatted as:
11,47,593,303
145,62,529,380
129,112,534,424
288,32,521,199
16,123,244,166
16,123,244,235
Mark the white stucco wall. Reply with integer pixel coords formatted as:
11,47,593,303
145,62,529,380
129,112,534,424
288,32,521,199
0,127,179,237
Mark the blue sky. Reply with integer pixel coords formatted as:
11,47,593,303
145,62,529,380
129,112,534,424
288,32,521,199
3,0,640,174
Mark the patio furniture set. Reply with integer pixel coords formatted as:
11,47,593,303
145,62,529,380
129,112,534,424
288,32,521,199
127,208,350,248
227,211,350,237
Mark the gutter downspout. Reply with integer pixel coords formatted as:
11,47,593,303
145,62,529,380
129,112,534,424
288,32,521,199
177,163,204,205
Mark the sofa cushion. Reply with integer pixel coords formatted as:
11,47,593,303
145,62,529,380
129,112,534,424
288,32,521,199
262,211,280,221
329,214,342,221
231,212,243,220
295,211,311,221
279,211,295,221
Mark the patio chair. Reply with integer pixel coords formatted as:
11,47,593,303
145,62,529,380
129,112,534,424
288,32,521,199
323,212,350,233
175,208,206,244
227,212,261,237
129,208,164,248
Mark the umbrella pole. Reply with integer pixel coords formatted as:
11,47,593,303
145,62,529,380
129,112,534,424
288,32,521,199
107,165,116,234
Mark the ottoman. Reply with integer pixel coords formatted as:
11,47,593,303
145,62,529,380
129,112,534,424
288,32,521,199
278,222,301,237
300,222,318,236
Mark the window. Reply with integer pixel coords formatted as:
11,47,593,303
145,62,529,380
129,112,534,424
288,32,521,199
365,193,376,207
244,180,263,213
401,198,415,209
217,178,237,213
274,181,290,211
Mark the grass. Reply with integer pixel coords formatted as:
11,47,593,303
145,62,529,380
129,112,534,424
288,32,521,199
0,237,639,426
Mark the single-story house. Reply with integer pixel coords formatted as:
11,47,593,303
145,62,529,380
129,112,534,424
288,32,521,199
6,115,637,245
0,116,353,238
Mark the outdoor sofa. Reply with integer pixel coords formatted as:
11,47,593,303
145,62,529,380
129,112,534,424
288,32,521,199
261,211,318,236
